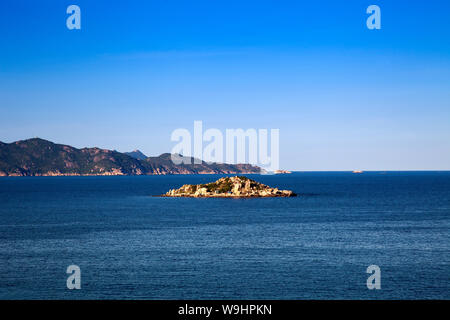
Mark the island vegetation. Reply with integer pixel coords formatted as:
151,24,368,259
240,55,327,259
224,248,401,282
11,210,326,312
0,138,262,176
162,176,297,198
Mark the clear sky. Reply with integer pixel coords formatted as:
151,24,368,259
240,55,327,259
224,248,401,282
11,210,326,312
1,0,449,170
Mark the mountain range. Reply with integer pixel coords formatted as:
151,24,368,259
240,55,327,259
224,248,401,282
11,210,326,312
124,150,148,160
0,138,262,176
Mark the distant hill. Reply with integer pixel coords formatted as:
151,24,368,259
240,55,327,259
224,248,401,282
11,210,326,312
125,150,148,160
0,138,262,176
144,153,261,175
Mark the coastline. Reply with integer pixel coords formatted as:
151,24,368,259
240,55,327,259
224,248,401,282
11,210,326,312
3,170,450,177
0,171,263,177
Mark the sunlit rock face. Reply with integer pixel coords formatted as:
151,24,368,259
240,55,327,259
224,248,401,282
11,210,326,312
162,176,297,198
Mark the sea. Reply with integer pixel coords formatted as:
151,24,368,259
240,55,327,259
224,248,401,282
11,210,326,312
0,172,449,299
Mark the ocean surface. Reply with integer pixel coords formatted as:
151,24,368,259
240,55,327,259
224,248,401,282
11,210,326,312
0,172,449,299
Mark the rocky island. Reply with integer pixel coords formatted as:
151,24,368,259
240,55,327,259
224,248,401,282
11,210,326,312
162,176,297,198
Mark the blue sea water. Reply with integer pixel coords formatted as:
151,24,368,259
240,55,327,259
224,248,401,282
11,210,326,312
0,172,449,300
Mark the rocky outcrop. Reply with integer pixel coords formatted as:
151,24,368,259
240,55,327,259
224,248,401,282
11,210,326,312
162,176,297,198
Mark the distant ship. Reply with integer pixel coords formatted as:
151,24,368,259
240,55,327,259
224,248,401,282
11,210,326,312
352,170,364,174
274,170,292,174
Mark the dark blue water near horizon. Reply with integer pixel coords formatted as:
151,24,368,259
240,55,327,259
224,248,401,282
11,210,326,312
0,172,449,299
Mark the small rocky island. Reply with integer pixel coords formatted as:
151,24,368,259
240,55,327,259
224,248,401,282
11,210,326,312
162,176,297,198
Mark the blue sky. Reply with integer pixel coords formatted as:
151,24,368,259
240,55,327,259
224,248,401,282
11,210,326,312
1,0,449,170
